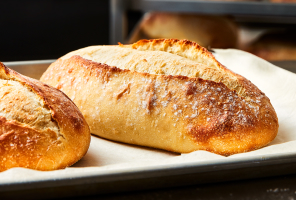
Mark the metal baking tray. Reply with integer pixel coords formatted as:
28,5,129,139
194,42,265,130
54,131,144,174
1,60,296,200
110,0,296,44
4,59,56,80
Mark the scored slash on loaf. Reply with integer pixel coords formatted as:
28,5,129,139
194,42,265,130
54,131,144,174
40,39,279,156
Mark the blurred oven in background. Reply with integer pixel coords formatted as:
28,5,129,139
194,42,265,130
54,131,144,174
2,0,296,74
112,0,296,73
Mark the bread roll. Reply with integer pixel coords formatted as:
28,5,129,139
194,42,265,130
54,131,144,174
0,62,90,171
40,39,278,156
128,12,238,49
270,0,296,2
245,30,296,61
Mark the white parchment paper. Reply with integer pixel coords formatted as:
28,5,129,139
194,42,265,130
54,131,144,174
1,49,296,183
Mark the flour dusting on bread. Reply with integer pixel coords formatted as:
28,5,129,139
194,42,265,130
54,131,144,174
40,39,278,155
0,62,90,172
0,79,59,133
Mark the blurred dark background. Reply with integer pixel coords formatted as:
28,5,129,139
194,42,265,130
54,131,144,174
2,0,296,68
0,0,110,61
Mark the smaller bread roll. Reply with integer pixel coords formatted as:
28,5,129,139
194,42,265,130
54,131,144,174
0,62,90,172
41,39,278,156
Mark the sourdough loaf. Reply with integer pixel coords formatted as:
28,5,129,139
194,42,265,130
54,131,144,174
0,62,90,172
40,39,278,155
128,12,238,49
245,30,296,61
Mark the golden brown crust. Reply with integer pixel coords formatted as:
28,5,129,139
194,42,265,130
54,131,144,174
131,39,262,99
0,62,90,171
40,39,278,155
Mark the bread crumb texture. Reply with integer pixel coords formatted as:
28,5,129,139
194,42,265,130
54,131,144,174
0,62,90,172
41,39,278,155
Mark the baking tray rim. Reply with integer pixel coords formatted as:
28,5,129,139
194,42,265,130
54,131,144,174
3,59,56,66
1,150,296,191
1,60,295,193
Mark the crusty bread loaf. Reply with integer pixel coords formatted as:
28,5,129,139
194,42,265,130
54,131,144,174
0,62,90,171
244,30,296,61
128,12,238,49
40,39,278,155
